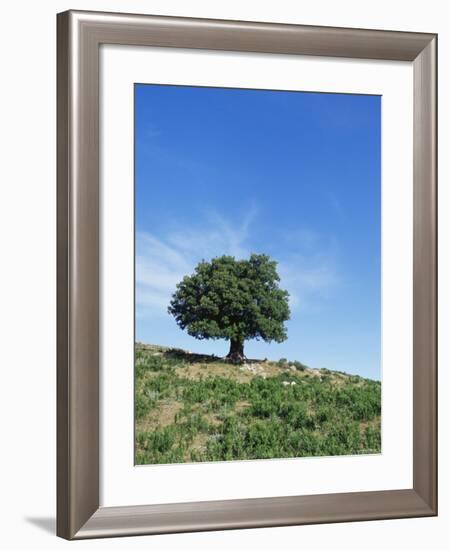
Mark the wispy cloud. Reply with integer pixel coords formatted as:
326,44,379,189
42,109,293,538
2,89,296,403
278,253,337,310
136,207,338,318
164,205,257,261
136,208,254,318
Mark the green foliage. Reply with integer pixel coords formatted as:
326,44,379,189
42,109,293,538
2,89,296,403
135,345,381,464
290,360,306,371
363,424,381,452
135,392,156,420
168,254,290,348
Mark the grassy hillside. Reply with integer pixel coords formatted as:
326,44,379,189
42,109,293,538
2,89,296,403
135,343,381,465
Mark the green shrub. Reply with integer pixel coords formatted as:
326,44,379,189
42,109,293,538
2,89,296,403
290,360,306,371
135,344,381,464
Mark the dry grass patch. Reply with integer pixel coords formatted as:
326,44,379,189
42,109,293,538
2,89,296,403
187,433,210,457
137,399,183,432
176,361,253,383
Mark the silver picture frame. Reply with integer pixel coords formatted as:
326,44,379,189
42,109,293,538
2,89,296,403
57,10,437,539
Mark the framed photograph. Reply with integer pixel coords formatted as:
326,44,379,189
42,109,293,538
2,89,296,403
57,10,437,539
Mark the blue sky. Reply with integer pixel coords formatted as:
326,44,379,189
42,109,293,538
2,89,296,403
135,84,381,380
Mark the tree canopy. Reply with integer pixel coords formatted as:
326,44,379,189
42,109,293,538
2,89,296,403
168,254,290,362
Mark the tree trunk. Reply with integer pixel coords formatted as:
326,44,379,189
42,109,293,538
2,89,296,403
226,339,245,364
